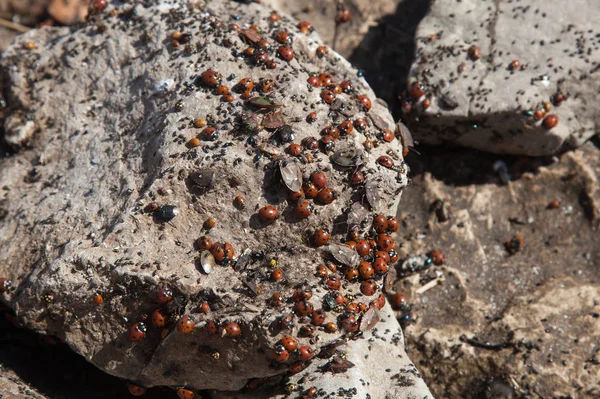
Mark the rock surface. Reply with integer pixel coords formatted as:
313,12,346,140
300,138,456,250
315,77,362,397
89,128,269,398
395,142,600,398
0,0,431,397
406,0,600,156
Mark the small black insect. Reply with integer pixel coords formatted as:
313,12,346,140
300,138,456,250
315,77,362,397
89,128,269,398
156,205,178,222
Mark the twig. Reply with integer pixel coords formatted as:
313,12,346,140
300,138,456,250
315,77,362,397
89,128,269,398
0,17,31,33
415,277,444,294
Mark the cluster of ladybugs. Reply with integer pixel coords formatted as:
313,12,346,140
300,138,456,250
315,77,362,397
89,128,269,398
124,287,242,398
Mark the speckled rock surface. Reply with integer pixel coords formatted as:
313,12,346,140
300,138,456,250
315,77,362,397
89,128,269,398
0,0,431,397
395,142,600,398
406,0,600,156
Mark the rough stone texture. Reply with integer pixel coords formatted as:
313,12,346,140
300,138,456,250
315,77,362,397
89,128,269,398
395,142,600,398
406,0,600,156
0,0,431,397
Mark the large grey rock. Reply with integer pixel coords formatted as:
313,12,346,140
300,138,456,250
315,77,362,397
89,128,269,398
0,0,431,397
407,0,600,156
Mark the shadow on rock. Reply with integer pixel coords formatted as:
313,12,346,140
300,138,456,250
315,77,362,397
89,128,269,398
348,0,430,119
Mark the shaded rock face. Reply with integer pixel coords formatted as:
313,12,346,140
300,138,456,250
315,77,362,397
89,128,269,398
406,0,600,156
0,0,431,397
395,143,600,398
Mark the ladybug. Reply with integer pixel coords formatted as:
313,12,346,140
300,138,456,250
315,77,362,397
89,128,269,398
340,80,353,92
509,59,521,70
390,292,408,310
292,289,312,301
321,125,340,139
127,383,147,396
311,309,326,325
363,139,374,151
201,69,222,87
317,72,332,86
204,217,217,230
345,240,357,250
216,85,229,95
335,6,351,24
206,320,219,335
338,120,354,135
258,205,279,223
298,345,315,361
329,84,343,94
355,240,370,257
357,95,372,111
360,280,377,296
274,30,291,44
409,82,425,99
350,170,365,185
302,136,319,150
156,287,173,305
244,47,255,57
358,261,374,280
377,234,394,251
294,300,314,316
307,75,320,87
221,93,234,102
297,21,313,34
223,242,235,259
533,109,546,121
280,314,294,329
317,188,336,205
302,182,319,199
128,322,147,342
236,78,254,92
151,308,167,328
281,336,298,352
505,234,525,254
319,135,335,151
289,188,304,201
340,313,358,332
306,112,318,123
287,143,303,156
272,292,284,307
187,137,201,148
353,119,367,133
344,267,359,282
92,294,103,305
428,249,446,265
377,155,393,168
553,92,566,105
144,201,159,213
316,45,328,58
468,45,480,60
388,248,399,263
316,264,329,278
253,50,269,65
422,98,431,110
197,236,212,251
177,315,196,334
375,250,390,264
271,269,284,281
200,127,219,141
177,388,195,399
386,216,399,232
312,228,331,246
233,195,245,209
372,258,388,274
210,243,225,262
199,302,210,313
300,325,316,337
381,129,395,142
259,78,275,93
321,89,336,104
542,114,559,129
278,45,294,61
225,322,242,337
294,201,314,218
89,0,107,14
324,322,337,333
373,214,388,233
271,348,290,363
310,171,327,189
326,275,341,290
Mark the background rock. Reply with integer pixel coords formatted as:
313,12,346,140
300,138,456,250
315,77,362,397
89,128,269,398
0,0,430,397
406,0,600,155
395,142,600,398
